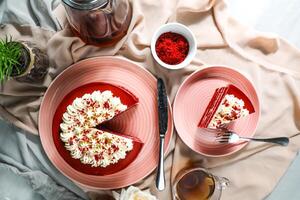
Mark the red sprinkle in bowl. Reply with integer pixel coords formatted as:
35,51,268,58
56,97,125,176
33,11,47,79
151,23,197,70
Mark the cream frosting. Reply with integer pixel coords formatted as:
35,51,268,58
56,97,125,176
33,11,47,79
208,94,249,128
63,128,133,167
60,90,133,168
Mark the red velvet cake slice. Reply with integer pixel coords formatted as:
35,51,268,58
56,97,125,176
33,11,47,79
198,84,255,128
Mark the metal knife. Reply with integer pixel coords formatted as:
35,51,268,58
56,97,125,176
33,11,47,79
156,78,168,191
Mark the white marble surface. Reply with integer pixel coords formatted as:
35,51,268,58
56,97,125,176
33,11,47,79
227,0,300,48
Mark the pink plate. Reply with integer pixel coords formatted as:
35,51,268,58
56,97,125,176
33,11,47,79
173,66,260,157
39,56,173,189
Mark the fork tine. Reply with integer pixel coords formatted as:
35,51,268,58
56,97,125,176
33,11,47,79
215,136,230,140
215,133,233,143
216,136,231,140
216,133,232,138
215,139,229,143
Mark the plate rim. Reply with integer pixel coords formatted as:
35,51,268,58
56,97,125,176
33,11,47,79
173,65,260,157
39,56,174,189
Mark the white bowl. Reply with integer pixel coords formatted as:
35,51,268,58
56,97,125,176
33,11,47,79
151,23,197,70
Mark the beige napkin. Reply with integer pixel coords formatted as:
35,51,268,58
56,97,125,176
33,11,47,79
1,0,300,199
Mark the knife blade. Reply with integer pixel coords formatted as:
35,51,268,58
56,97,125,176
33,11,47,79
157,78,168,136
156,78,168,191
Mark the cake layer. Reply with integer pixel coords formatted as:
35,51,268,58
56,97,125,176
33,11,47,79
198,84,255,128
198,86,228,128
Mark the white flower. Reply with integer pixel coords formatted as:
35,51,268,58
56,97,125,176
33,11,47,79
113,186,157,200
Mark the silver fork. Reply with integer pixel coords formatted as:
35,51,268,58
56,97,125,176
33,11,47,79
214,129,289,146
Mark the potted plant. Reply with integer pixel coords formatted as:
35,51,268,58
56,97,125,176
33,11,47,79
0,36,35,82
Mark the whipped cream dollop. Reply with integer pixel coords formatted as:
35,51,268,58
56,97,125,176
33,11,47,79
60,90,133,168
208,94,249,128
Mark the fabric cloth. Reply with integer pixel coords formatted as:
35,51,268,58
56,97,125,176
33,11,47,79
0,119,88,200
0,0,60,31
1,0,300,200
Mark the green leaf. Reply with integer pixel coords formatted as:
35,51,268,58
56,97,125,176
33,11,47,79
0,35,23,82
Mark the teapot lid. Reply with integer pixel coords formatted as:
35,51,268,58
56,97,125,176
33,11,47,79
62,0,108,10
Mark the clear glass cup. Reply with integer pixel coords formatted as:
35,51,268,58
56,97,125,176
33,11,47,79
173,167,229,200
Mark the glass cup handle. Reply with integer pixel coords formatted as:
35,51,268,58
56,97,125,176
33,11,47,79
216,176,230,190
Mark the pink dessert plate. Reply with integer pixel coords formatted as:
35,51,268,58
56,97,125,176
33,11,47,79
173,66,260,157
39,56,173,190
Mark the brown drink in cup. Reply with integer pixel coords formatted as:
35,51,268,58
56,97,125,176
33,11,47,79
173,168,229,200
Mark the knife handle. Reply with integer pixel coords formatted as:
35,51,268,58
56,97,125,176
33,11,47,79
156,137,165,191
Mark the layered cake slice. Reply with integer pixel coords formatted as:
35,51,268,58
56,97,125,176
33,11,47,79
198,84,255,128
54,83,143,175
61,128,141,168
